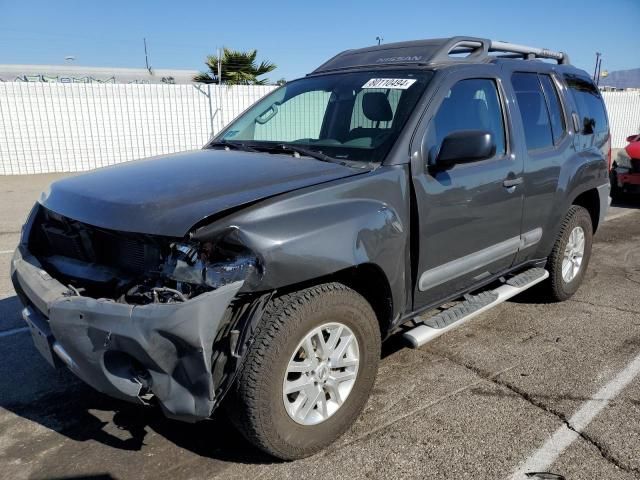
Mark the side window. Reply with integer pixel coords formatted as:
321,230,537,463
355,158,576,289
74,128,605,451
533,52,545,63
431,78,506,157
254,90,332,142
564,74,608,135
539,74,566,143
511,72,554,151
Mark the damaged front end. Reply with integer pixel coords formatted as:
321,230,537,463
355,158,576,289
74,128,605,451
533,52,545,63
11,205,267,421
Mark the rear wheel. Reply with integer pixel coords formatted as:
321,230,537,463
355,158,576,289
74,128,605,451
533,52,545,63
228,282,381,460
544,205,593,301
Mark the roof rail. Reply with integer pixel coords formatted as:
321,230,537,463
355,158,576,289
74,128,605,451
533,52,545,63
424,37,570,65
489,40,570,65
428,37,489,64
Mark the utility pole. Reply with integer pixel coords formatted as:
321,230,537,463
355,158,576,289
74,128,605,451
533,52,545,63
593,52,601,83
144,38,152,74
217,47,223,126
217,47,222,85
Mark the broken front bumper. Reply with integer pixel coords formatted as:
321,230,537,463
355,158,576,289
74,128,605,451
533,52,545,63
10,245,242,422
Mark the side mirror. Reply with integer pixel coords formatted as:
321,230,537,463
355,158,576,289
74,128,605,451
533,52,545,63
434,130,496,169
627,134,640,144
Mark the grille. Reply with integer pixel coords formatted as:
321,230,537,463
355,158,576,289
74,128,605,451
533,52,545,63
33,207,161,277
114,236,147,274
41,224,87,260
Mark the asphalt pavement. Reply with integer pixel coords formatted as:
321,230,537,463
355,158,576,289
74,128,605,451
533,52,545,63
1,173,639,480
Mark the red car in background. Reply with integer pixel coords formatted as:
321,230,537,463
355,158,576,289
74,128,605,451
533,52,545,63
611,134,640,200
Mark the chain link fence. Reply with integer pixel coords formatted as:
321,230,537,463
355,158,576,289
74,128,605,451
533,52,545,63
0,83,638,175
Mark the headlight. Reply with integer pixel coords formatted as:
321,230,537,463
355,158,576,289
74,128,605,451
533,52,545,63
614,148,631,169
162,242,257,291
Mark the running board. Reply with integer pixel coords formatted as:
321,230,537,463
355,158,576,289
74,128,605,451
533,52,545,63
403,268,549,348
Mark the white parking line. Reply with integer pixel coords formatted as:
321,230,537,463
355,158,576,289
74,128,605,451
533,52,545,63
509,352,640,479
0,326,29,338
0,249,14,255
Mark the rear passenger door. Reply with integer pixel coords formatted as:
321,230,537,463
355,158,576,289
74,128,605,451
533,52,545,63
506,70,572,265
411,68,524,309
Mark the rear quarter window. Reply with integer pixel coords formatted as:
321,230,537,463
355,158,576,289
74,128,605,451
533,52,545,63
564,74,608,134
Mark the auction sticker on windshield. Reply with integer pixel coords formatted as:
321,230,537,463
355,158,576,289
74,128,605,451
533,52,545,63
362,78,417,89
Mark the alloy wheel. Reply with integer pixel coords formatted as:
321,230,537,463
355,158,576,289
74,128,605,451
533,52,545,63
282,322,360,426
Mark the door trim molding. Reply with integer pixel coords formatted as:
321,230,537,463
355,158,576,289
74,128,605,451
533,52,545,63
418,228,542,292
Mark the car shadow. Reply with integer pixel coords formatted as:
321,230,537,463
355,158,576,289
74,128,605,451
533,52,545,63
0,295,24,330
381,333,409,359
506,283,554,305
1,372,275,465
610,193,640,209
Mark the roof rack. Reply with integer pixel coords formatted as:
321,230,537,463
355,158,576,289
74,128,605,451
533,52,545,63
311,36,570,74
489,40,570,64
428,37,570,65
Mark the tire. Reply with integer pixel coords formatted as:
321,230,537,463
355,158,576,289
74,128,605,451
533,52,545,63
227,282,381,460
610,173,623,202
544,205,593,302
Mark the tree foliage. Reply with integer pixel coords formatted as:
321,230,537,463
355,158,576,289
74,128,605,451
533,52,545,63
194,48,277,85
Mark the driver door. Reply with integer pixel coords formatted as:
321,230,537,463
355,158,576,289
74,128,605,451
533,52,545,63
411,69,524,309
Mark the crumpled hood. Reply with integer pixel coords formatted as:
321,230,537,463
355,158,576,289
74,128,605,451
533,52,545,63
40,149,365,237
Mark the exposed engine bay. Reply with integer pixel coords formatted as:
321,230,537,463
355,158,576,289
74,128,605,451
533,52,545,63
28,206,259,304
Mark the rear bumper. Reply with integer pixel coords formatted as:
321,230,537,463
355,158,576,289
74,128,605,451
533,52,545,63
618,172,640,187
11,244,242,422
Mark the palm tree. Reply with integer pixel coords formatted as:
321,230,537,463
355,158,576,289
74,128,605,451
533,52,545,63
194,48,277,85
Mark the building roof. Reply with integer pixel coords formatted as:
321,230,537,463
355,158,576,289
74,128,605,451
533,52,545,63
0,64,199,84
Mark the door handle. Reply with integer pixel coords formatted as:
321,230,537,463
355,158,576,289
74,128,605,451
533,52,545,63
503,177,523,188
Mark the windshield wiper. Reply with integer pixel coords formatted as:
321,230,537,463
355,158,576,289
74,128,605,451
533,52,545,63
210,141,372,170
253,143,347,165
280,144,339,164
206,141,259,153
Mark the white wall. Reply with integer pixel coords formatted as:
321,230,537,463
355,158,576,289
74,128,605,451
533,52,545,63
602,91,640,149
0,84,637,175
0,82,276,175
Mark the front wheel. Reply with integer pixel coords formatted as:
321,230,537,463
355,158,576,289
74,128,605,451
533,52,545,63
544,205,593,301
227,283,381,460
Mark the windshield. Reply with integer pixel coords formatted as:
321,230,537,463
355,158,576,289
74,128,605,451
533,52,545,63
211,70,433,163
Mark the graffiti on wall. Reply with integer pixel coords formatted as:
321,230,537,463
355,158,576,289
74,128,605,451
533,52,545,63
4,75,117,83
0,75,177,84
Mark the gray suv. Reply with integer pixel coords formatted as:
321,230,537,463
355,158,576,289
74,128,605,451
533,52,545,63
11,36,611,459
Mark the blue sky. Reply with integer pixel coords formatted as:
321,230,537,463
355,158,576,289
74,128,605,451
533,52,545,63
1,0,638,81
